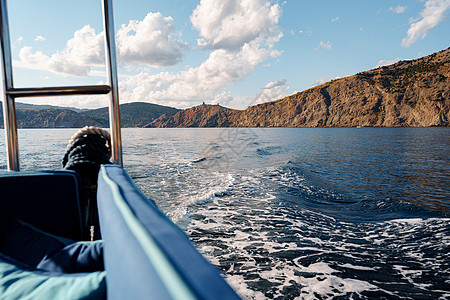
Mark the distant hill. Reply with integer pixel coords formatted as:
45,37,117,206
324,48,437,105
83,102,180,127
0,102,180,128
149,47,450,127
16,109,102,128
15,102,84,112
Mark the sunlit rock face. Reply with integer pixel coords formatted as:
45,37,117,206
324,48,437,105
151,48,450,128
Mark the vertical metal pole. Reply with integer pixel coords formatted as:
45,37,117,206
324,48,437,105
0,0,19,171
102,0,122,166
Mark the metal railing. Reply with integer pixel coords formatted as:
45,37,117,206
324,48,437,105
0,0,123,171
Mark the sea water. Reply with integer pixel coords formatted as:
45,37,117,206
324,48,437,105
0,128,449,299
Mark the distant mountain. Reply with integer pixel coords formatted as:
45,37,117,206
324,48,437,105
149,47,450,128
83,102,180,127
16,109,102,128
15,102,84,112
0,102,180,128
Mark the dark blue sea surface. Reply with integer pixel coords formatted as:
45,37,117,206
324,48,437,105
1,127,449,299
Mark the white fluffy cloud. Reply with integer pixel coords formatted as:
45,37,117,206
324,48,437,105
389,5,407,14
211,91,234,106
121,42,281,108
315,41,332,51
120,0,283,108
16,25,104,76
191,0,283,50
15,12,187,76
14,1,283,109
34,35,46,42
254,79,289,105
375,57,401,68
117,12,187,67
312,75,340,87
331,16,340,22
401,0,450,47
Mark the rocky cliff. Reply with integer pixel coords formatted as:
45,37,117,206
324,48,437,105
146,104,236,127
150,48,450,128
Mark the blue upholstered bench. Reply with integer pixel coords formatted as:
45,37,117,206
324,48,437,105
0,170,86,241
0,170,105,299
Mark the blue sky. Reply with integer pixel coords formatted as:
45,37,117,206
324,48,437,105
6,0,450,110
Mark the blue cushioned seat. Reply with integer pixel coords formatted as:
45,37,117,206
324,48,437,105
0,170,105,299
0,170,86,241
0,253,106,300
97,165,240,300
1,219,104,274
